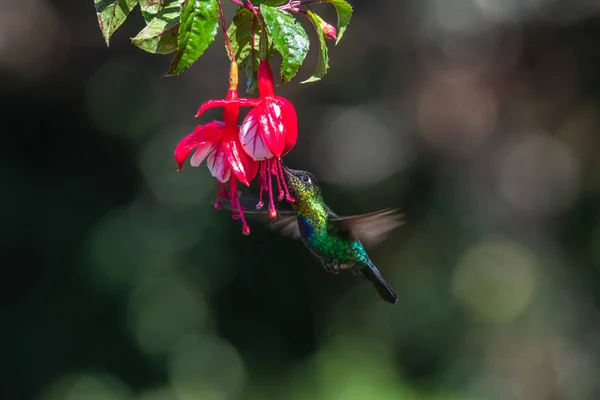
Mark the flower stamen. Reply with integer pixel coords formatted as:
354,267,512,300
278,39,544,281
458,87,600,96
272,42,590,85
278,158,295,202
256,161,267,209
267,160,277,219
229,179,250,235
214,182,223,210
273,161,284,201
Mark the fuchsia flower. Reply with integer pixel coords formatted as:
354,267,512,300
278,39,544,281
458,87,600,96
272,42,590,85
195,59,298,219
175,63,258,235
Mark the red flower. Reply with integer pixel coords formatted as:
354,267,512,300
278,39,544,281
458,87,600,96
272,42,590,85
174,63,258,235
238,60,298,161
195,60,298,219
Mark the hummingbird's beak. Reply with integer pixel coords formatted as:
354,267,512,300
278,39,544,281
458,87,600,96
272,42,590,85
281,163,294,177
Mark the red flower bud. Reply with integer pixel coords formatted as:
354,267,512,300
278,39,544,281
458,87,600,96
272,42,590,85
320,21,337,41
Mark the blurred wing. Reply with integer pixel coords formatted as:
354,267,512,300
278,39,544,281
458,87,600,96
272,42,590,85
216,191,295,215
216,191,300,237
329,208,404,248
271,215,301,239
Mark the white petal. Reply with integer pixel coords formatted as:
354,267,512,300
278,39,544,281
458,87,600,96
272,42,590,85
239,113,273,161
190,142,216,167
207,146,231,183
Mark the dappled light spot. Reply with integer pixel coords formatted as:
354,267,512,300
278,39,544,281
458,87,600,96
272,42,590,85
169,334,247,400
481,329,598,400
86,58,162,141
128,273,209,358
127,198,207,254
40,373,131,400
85,207,155,291
498,133,580,216
138,386,180,400
416,65,497,156
453,238,537,323
139,128,214,206
0,0,61,82
309,335,416,400
312,106,412,187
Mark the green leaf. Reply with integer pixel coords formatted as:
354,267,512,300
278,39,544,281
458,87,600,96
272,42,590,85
138,0,163,22
227,8,260,92
139,0,179,22
301,10,329,83
260,5,309,84
132,0,183,54
166,0,219,76
95,0,139,46
240,55,259,93
326,0,352,45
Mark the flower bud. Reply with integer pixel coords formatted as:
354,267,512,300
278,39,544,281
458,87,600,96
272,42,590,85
320,20,337,41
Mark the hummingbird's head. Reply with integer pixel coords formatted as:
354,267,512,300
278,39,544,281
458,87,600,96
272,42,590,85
281,164,322,202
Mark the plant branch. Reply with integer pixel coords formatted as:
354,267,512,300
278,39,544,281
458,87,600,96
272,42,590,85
218,0,235,61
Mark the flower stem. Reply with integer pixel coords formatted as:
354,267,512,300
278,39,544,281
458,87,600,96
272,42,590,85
218,0,235,62
243,0,268,60
230,0,254,9
251,14,257,76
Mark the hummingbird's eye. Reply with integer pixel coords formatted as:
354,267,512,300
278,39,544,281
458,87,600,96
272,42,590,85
301,175,311,184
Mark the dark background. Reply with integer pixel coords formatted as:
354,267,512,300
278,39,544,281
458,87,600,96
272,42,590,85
4,0,600,399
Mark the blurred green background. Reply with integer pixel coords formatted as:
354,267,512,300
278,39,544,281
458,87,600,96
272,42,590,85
4,0,600,399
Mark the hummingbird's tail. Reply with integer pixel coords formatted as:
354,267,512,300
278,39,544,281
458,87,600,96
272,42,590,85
361,262,398,304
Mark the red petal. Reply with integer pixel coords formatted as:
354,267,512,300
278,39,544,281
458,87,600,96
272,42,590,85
276,97,298,155
257,60,275,97
239,110,275,161
222,134,259,186
196,98,260,118
174,121,224,170
245,155,259,183
195,100,228,118
259,97,297,157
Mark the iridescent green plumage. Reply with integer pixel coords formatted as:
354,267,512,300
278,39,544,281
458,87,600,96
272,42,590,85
222,165,404,303
277,166,403,303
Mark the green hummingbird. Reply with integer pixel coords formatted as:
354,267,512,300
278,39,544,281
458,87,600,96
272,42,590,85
231,164,404,304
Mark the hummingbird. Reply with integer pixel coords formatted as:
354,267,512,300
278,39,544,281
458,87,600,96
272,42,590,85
230,164,404,304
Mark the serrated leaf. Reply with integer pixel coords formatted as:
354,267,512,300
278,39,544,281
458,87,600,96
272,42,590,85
139,0,178,22
326,0,352,45
260,5,309,84
132,0,183,54
166,0,219,76
301,10,329,83
139,0,162,22
95,0,139,46
227,8,261,63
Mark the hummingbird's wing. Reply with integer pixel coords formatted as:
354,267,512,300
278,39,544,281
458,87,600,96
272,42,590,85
271,215,301,238
216,194,403,246
327,208,404,248
215,191,296,215
216,192,299,234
